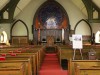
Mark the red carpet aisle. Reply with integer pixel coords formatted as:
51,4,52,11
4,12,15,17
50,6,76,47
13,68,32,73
39,53,68,75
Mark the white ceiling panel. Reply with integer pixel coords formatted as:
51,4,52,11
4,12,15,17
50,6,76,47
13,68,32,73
14,7,21,17
71,0,87,16
17,0,31,10
0,0,9,10
14,0,32,17
71,0,100,17
92,0,100,8
0,0,32,18
81,7,88,16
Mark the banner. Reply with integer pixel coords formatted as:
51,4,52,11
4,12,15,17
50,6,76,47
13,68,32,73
72,34,83,49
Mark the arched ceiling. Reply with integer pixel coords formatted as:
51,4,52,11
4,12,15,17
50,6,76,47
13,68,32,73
0,0,9,10
71,0,100,17
0,0,32,17
0,0,100,23
14,0,32,17
71,0,87,16
92,0,100,8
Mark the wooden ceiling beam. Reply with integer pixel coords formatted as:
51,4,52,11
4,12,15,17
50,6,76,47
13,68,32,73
82,0,100,23
0,0,20,23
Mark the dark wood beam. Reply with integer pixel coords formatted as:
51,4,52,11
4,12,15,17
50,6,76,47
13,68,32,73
0,19,14,23
0,0,20,23
88,19,100,23
82,0,100,23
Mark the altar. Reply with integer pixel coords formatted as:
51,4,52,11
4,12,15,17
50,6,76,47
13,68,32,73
33,8,70,45
33,29,69,45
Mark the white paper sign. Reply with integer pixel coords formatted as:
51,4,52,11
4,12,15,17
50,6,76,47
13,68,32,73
72,34,83,49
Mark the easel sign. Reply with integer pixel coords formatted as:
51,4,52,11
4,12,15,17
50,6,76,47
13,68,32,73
72,34,83,49
72,34,83,60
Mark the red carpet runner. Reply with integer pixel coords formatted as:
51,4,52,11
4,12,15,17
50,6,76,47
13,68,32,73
39,53,68,75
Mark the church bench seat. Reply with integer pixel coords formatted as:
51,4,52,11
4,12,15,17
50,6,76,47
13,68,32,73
0,62,26,75
0,47,44,75
0,52,38,75
6,55,36,75
69,59,100,75
58,45,100,60
58,46,73,60
74,63,100,75
0,45,50,74
0,56,32,75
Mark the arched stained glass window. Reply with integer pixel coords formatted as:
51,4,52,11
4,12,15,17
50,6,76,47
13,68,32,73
35,0,69,29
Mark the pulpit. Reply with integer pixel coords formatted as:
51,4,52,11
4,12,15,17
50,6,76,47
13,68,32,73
47,36,54,46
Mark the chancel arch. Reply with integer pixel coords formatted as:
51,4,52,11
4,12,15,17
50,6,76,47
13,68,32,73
33,0,70,45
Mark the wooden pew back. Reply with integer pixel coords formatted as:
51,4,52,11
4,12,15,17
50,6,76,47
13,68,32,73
0,62,26,75
69,59,100,75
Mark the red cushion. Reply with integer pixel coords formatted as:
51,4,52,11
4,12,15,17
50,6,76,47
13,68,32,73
0,57,6,61
16,51,21,53
1,54,6,56
10,53,16,56
9,51,13,53
21,50,26,52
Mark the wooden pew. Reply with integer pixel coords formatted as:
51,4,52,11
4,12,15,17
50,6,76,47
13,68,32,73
56,46,61,65
0,45,45,75
69,59,100,75
14,48,44,73
0,56,32,75
58,45,100,60
58,45,73,60
0,48,44,75
0,62,26,75
0,53,38,75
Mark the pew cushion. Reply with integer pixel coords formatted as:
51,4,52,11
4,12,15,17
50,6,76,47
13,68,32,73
0,57,6,61
9,51,13,53
1,54,6,56
10,53,17,56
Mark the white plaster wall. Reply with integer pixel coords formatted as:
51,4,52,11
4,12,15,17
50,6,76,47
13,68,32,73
56,0,90,35
12,22,27,36
14,0,46,40
75,21,91,35
91,23,100,34
56,0,87,29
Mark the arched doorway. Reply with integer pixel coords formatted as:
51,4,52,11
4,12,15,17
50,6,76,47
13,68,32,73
33,0,70,45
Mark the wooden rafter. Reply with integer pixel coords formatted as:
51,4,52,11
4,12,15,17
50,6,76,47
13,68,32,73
0,0,20,23
82,0,100,23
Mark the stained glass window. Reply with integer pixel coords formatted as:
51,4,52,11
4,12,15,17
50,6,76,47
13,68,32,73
38,2,64,29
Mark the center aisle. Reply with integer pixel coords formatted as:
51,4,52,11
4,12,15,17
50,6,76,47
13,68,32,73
39,53,68,75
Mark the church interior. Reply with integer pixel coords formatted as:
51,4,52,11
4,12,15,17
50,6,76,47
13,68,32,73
0,0,100,75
